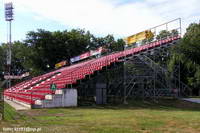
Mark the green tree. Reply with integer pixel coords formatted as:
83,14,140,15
109,39,125,52
156,30,171,40
92,35,125,53
23,29,94,75
156,29,179,40
169,23,200,95
0,45,5,80
11,41,29,75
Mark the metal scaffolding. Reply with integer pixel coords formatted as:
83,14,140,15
76,18,191,104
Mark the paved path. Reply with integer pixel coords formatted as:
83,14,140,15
182,98,200,104
4,99,30,110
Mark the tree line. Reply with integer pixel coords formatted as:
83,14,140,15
0,29,124,78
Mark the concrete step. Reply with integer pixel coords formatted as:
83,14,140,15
4,98,30,110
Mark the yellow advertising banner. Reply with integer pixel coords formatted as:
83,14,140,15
55,61,67,69
124,30,154,45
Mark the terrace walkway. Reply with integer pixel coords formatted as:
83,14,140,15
4,98,30,110
182,98,200,104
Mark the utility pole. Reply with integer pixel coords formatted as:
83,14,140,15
5,2,14,88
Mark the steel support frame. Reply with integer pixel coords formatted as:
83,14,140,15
77,40,189,104
122,42,181,101
142,42,191,97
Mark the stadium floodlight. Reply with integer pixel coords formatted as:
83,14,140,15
4,2,14,88
5,2,14,21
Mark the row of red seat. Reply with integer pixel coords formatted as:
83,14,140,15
8,71,56,91
4,36,180,105
4,59,97,104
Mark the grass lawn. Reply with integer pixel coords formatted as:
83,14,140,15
1,99,200,133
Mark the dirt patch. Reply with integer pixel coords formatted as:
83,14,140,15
20,110,47,117
54,113,65,117
175,100,200,109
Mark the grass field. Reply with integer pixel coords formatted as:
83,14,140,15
1,99,200,133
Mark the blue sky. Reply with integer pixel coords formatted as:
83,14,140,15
0,0,200,43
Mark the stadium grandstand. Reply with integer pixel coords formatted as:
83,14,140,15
3,18,191,109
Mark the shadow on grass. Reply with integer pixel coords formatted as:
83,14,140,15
76,98,200,112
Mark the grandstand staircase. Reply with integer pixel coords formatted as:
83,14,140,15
115,54,175,101
137,54,192,97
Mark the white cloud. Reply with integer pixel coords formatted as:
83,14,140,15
7,0,200,38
